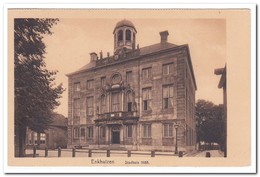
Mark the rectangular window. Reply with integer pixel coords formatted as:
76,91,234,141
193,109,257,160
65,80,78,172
142,88,152,111
73,127,79,139
126,71,132,83
74,82,80,92
163,85,174,109
87,97,94,116
163,124,173,137
100,126,106,138
34,133,38,144
163,63,174,75
142,67,152,80
87,126,93,138
127,125,133,138
101,77,106,87
87,79,94,90
100,95,106,114
40,133,46,144
80,128,85,140
111,92,120,112
73,98,80,124
142,124,151,138
126,92,133,112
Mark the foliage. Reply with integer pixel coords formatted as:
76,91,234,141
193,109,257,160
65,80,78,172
14,18,64,156
195,99,224,147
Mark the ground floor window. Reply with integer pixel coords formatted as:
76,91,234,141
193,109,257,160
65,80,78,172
87,126,94,138
73,127,80,139
100,126,106,138
163,124,173,137
80,128,85,140
40,133,46,144
142,124,151,138
126,125,133,138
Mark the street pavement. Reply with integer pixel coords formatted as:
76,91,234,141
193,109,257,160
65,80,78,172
193,150,224,157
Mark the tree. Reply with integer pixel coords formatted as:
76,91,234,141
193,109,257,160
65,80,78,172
195,99,224,150
14,19,64,157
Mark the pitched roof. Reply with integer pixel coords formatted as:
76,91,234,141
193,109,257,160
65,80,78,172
139,42,178,55
51,113,67,127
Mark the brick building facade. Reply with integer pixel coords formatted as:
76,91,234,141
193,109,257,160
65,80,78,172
67,19,197,153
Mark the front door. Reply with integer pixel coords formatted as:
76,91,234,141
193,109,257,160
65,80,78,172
112,131,120,144
111,127,120,144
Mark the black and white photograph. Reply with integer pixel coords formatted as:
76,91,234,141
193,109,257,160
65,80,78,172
4,5,256,173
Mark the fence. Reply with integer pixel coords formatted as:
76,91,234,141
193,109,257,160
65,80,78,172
28,146,187,158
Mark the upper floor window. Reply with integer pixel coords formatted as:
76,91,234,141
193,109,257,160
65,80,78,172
111,92,120,112
163,124,173,137
126,91,133,112
100,95,106,114
118,30,123,41
142,88,152,111
126,29,131,41
101,77,106,87
87,80,94,90
87,96,94,116
73,98,80,124
163,85,174,109
142,67,152,80
142,124,151,138
74,82,80,92
163,63,174,75
126,71,132,83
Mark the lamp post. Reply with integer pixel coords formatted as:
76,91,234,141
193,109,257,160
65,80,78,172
174,124,179,155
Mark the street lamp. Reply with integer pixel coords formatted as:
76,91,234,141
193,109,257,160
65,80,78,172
174,124,179,155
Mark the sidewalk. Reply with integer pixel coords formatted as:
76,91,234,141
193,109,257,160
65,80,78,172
192,150,224,157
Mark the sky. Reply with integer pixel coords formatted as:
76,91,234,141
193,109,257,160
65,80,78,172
43,18,226,117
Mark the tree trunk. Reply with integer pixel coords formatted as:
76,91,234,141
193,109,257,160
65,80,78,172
15,125,26,157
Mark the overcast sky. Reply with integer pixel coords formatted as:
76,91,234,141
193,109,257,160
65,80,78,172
43,18,226,117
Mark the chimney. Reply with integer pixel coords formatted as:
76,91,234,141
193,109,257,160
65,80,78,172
160,30,169,43
90,52,97,62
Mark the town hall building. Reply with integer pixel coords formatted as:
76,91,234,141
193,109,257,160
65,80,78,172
67,19,197,153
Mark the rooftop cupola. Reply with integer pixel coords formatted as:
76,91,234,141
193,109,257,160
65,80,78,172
113,19,137,54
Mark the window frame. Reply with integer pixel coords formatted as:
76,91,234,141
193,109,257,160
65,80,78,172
162,63,174,75
87,79,94,90
126,125,133,138
87,126,94,139
142,124,152,138
111,92,120,112
73,98,80,124
142,67,152,80
142,87,152,111
73,127,80,139
87,96,94,116
162,85,174,109
163,123,173,137
73,82,81,92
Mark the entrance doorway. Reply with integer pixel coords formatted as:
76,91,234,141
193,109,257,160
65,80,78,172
112,127,120,144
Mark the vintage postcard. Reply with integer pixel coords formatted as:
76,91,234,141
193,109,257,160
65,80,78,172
5,4,256,174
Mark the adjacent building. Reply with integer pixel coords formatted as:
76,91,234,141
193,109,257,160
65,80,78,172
67,19,197,153
26,113,68,149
